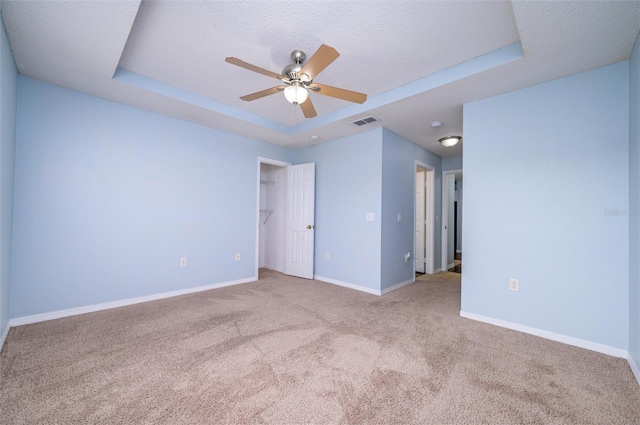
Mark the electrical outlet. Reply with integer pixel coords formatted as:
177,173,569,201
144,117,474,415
397,213,402,222
180,257,187,267
509,278,519,292
235,253,241,261
366,212,374,221
325,252,330,260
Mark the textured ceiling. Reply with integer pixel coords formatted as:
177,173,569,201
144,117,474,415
2,1,639,157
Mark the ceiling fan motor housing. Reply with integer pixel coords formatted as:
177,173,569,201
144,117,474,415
282,50,311,83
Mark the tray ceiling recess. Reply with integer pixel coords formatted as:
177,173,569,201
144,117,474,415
2,1,638,156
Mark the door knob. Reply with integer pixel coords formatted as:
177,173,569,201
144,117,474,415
307,225,314,229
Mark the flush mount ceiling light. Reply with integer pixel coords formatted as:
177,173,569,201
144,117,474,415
283,82,308,105
439,136,461,147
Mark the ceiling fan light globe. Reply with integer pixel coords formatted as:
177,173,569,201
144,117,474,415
284,84,308,105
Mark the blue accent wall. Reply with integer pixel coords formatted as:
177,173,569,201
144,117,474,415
463,62,630,349
294,129,383,290
0,16,17,338
10,77,292,318
629,34,640,370
381,129,442,289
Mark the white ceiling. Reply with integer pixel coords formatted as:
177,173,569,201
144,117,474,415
2,1,639,157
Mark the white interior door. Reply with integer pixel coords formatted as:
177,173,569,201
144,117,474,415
415,170,425,273
285,163,315,279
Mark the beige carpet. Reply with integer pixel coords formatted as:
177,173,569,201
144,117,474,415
1,270,639,424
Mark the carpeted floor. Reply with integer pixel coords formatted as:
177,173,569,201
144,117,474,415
1,270,639,424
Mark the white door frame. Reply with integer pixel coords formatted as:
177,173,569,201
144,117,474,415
441,168,462,272
255,157,291,280
415,161,435,275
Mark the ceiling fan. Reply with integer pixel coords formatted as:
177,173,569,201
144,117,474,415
225,44,367,118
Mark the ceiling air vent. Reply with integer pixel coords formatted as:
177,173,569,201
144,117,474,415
352,116,378,126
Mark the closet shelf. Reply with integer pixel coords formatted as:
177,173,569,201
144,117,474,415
260,180,275,185
260,209,274,225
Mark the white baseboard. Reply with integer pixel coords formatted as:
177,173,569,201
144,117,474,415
433,268,443,274
314,275,381,296
10,277,256,327
628,353,640,387
448,263,455,269
381,278,414,295
459,311,628,359
0,321,10,352
262,265,283,273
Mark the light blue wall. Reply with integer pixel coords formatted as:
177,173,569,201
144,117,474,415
8,76,444,317
294,129,383,290
629,34,640,369
380,129,442,289
0,16,17,335
463,62,630,349
442,155,462,171
10,77,292,318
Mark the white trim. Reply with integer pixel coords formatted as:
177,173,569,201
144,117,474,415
628,354,640,387
459,311,628,359
447,263,455,269
426,169,435,274
434,268,443,273
314,275,381,296
381,278,414,295
415,161,436,275
414,168,426,274
10,277,256,327
0,322,10,351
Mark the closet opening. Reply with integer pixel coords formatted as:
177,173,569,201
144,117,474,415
256,158,289,279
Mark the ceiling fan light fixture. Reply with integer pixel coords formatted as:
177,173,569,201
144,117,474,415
284,83,308,105
439,136,461,147
226,44,366,119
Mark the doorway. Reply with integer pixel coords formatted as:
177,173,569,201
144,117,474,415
415,161,435,275
256,158,289,278
442,169,462,273
255,158,316,280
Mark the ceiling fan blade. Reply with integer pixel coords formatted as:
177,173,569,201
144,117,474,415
299,44,340,80
308,83,367,104
300,97,317,118
240,86,286,101
225,57,283,80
